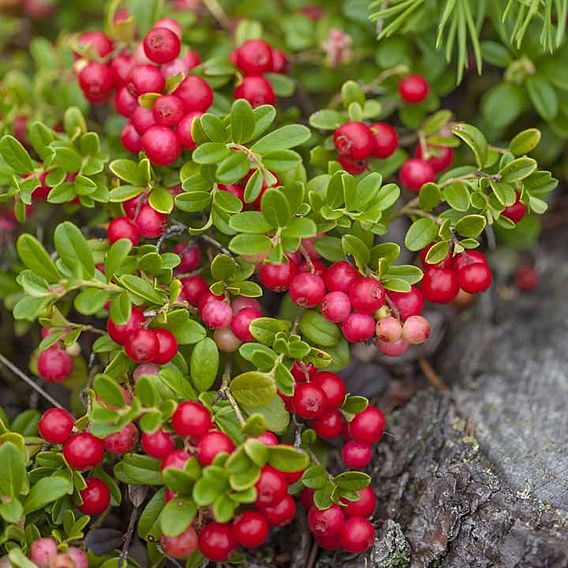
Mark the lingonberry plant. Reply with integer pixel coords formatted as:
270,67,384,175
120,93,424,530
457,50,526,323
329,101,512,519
0,0,560,566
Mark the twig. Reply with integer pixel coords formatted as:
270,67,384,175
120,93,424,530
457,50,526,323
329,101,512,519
0,352,64,408
306,538,319,568
418,357,449,394
218,364,245,426
203,0,233,31
199,234,239,267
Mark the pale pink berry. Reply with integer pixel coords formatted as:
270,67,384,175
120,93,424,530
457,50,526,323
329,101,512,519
375,316,402,343
376,338,409,357
401,315,430,345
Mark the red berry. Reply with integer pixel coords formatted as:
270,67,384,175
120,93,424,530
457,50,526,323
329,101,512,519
259,494,296,526
107,216,139,245
387,286,424,320
79,62,113,104
399,74,429,104
300,488,314,510
109,52,132,87
201,299,233,330
271,49,290,73
161,57,190,79
311,371,346,408
421,267,459,303
401,315,430,345
77,31,114,57
370,122,398,159
115,87,138,117
307,504,345,538
181,275,209,306
184,50,201,70
338,155,368,174
161,526,198,559
231,307,261,342
334,122,376,160
502,191,527,223
176,112,201,150
312,409,343,440
172,401,212,438
377,338,410,357
198,522,236,562
175,243,201,272
415,144,453,172
290,361,316,383
37,347,73,383
30,538,58,568
235,76,276,107
293,383,328,419
343,486,377,518
152,328,178,364
141,126,181,166
197,431,235,466
340,517,375,553
255,466,288,507
349,277,385,314
321,291,351,323
161,449,191,472
232,297,261,313
375,316,402,343
255,431,279,446
323,261,360,293
350,406,385,444
399,158,436,192
452,250,487,271
234,39,274,76
127,64,165,96
103,423,138,455
458,263,492,294
135,205,167,238
125,329,159,363
107,307,145,345
174,76,214,113
153,95,185,127
231,511,269,548
121,123,142,153
342,440,373,468
63,433,105,471
38,408,74,444
290,273,326,308
141,428,176,458
133,363,159,379
143,27,181,64
78,477,110,515
515,265,538,292
258,261,297,292
342,313,375,343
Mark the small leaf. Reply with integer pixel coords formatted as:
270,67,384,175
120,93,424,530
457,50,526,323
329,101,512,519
230,372,276,407
451,123,488,168
404,218,438,251
190,338,219,392
251,125,311,153
455,214,486,238
509,129,541,156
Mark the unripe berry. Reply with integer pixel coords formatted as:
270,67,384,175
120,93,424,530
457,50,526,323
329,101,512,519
349,277,385,314
107,217,139,245
415,144,453,172
104,423,138,455
201,299,233,329
231,307,261,341
78,477,111,515
66,548,88,568
334,122,376,160
37,347,73,383
172,401,212,438
341,440,373,468
502,191,527,223
141,126,181,166
421,267,459,303
290,273,326,308
323,261,359,293
29,538,58,568
38,408,74,444
377,338,410,357
160,526,198,559
197,431,235,466
125,329,159,363
342,313,375,343
107,307,145,345
458,263,492,294
399,74,429,104
127,64,165,96
213,327,242,353
174,76,214,113
375,316,402,342
234,39,274,75
255,466,288,507
177,112,201,150
307,504,345,538
343,486,377,518
48,553,74,568
181,275,209,306
143,27,181,64
141,428,175,458
399,158,436,192
258,261,297,292
387,286,424,320
258,494,296,526
161,57,189,79
231,511,269,548
401,315,430,345
370,122,398,159
293,383,328,419
121,123,142,153
321,291,351,323
78,62,113,104
153,18,182,38
133,363,159,379
235,76,276,107
350,406,385,444
312,409,344,439
135,205,167,238
153,95,185,127
311,371,346,408
184,50,201,70
63,433,105,471
339,517,375,553
198,523,236,562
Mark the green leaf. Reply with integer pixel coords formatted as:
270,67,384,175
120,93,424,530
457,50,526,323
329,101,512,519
0,443,26,498
54,222,95,279
481,83,524,129
268,445,309,472
216,152,250,184
404,218,438,251
193,143,231,165
299,311,341,348
114,454,162,485
242,395,289,434
342,235,370,272
160,496,197,537
250,317,291,345
443,181,470,212
341,80,365,106
230,211,274,234
309,110,346,130
229,234,271,256
105,239,132,281
94,374,127,408
190,338,219,392
110,159,143,185
23,476,70,514
455,214,486,238
261,189,291,227
499,157,537,183
251,125,311,153
119,274,164,305
230,99,255,143
301,465,328,489
149,187,174,214
419,183,442,211
16,234,60,282
176,191,212,213
0,135,33,173
509,129,541,156
138,488,166,540
451,123,488,168
526,75,558,122
230,372,276,407
334,471,370,491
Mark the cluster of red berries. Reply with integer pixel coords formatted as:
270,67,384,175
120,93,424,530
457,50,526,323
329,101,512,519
420,247,492,303
107,306,179,365
28,537,87,568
